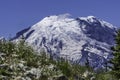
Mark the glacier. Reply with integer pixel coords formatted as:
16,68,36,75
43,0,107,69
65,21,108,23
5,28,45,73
13,14,117,70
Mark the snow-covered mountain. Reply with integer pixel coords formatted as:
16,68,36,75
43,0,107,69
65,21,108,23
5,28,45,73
13,14,117,70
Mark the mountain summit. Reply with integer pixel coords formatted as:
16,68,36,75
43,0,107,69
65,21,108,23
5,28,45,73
13,14,117,69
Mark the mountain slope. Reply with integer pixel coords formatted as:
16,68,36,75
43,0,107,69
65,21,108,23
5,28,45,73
13,14,117,69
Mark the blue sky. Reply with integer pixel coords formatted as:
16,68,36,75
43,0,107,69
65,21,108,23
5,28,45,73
0,0,120,38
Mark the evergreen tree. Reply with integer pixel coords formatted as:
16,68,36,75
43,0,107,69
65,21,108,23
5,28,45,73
111,29,120,78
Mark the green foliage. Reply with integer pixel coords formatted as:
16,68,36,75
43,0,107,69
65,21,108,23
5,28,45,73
0,39,62,79
0,38,118,80
56,59,72,77
72,64,89,76
111,29,120,79
0,39,100,79
0,68,11,77
94,72,118,80
0,40,16,55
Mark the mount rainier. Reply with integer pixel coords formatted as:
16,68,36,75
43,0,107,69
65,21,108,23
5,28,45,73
13,14,117,69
